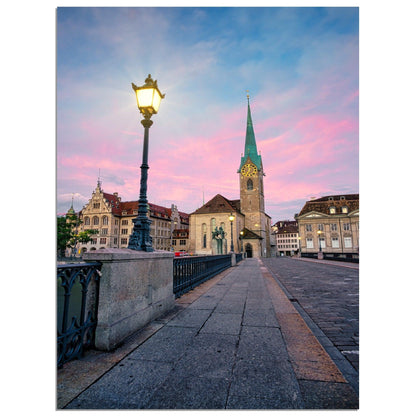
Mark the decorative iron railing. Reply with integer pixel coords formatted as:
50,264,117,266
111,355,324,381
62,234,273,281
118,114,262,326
173,255,232,298
57,262,101,367
236,253,243,263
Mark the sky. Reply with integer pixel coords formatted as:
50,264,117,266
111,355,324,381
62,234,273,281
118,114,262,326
57,6,359,222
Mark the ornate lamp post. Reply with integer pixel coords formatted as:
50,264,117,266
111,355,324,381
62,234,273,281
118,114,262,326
128,74,165,252
317,230,323,259
229,213,235,252
298,236,302,257
317,230,322,252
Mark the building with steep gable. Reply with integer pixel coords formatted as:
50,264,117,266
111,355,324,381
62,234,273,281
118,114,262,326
188,96,272,258
75,179,189,254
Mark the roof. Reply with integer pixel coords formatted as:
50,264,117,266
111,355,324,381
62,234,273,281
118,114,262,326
83,188,190,223
238,101,262,171
298,194,359,217
191,194,241,215
240,227,262,240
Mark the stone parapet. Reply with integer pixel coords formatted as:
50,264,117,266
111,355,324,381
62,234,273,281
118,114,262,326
83,248,175,351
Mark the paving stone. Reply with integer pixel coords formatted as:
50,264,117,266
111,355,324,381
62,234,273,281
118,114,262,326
298,380,358,409
229,357,302,405
242,308,280,327
127,326,197,363
145,375,230,409
165,307,212,328
171,333,239,379
237,326,288,362
66,359,174,409
199,311,242,335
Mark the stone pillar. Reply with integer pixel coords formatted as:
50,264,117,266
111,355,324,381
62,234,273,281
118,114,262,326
230,252,236,266
83,249,175,351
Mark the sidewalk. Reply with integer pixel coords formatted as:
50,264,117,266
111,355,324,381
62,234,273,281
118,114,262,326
58,258,358,409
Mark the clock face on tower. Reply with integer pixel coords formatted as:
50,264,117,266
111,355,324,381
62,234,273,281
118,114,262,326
241,163,258,177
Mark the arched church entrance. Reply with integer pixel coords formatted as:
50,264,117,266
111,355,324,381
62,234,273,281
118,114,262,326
245,243,253,258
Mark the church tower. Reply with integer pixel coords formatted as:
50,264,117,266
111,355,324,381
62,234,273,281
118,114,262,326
237,93,271,257
238,94,265,228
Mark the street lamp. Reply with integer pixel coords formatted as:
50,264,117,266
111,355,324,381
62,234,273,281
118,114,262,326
229,213,235,252
298,236,302,257
317,230,322,252
128,74,165,252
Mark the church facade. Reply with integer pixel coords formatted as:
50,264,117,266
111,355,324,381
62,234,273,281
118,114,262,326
188,97,272,258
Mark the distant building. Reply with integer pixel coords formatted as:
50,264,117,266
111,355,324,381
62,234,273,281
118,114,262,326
295,194,359,259
172,228,190,254
73,180,189,254
273,220,299,256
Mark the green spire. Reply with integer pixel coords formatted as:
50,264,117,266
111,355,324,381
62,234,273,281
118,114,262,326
238,93,262,171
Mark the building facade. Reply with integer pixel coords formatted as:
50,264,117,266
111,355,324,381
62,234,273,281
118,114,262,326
273,220,300,256
295,194,359,258
74,180,189,254
188,97,272,258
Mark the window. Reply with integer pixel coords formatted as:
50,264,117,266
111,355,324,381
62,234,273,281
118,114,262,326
319,237,326,249
84,217,90,225
180,240,186,245
306,238,314,248
121,238,128,245
329,207,336,214
211,218,216,231
343,223,351,231
115,219,119,225
172,240,177,246
318,224,324,231
114,238,118,245
93,203,100,209
102,216,108,225
121,228,128,235
247,179,253,190
122,220,129,225
203,234,207,248
342,206,348,214
102,228,108,235
91,238,97,245
93,216,99,225
100,238,106,244
306,224,312,232
332,237,339,248
330,223,337,231
344,237,352,248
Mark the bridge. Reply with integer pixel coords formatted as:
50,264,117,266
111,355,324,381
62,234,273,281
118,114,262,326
57,256,358,409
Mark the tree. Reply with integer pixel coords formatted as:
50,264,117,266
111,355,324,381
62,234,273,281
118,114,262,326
57,213,98,258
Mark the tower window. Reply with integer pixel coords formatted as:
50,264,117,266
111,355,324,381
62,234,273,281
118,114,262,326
247,179,253,190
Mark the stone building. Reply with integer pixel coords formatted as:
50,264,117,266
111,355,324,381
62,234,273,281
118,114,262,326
295,194,359,257
75,180,189,254
273,220,300,257
188,96,272,258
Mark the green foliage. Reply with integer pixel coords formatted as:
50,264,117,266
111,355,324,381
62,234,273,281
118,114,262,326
57,213,98,257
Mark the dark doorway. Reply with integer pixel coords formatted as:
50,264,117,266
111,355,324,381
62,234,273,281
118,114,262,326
246,243,253,258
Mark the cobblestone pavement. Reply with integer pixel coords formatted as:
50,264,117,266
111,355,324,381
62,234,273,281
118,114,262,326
61,258,358,410
262,257,359,377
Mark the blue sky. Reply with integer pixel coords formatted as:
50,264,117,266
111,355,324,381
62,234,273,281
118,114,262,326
57,6,359,222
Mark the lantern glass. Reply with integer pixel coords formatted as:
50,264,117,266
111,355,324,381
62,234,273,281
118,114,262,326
136,87,162,114
229,213,235,222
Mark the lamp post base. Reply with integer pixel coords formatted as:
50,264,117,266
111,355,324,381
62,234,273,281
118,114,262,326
128,217,154,252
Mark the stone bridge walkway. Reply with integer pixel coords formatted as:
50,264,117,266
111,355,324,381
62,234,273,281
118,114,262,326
58,258,358,409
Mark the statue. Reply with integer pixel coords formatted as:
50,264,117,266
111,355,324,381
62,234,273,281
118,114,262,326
212,226,226,254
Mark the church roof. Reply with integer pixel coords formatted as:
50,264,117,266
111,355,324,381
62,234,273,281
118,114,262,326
238,99,262,171
240,227,262,240
191,194,241,215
